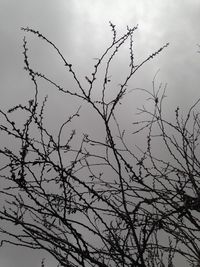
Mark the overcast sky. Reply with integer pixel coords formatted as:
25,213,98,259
0,0,200,266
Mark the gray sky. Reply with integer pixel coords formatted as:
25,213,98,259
0,0,200,266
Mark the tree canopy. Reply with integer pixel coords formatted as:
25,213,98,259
0,23,200,267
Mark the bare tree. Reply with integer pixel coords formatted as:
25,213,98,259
0,23,199,267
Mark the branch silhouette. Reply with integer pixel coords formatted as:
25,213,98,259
0,23,200,267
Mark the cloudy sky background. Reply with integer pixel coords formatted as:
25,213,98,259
0,0,200,266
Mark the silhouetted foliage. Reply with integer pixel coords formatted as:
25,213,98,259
1,23,200,267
